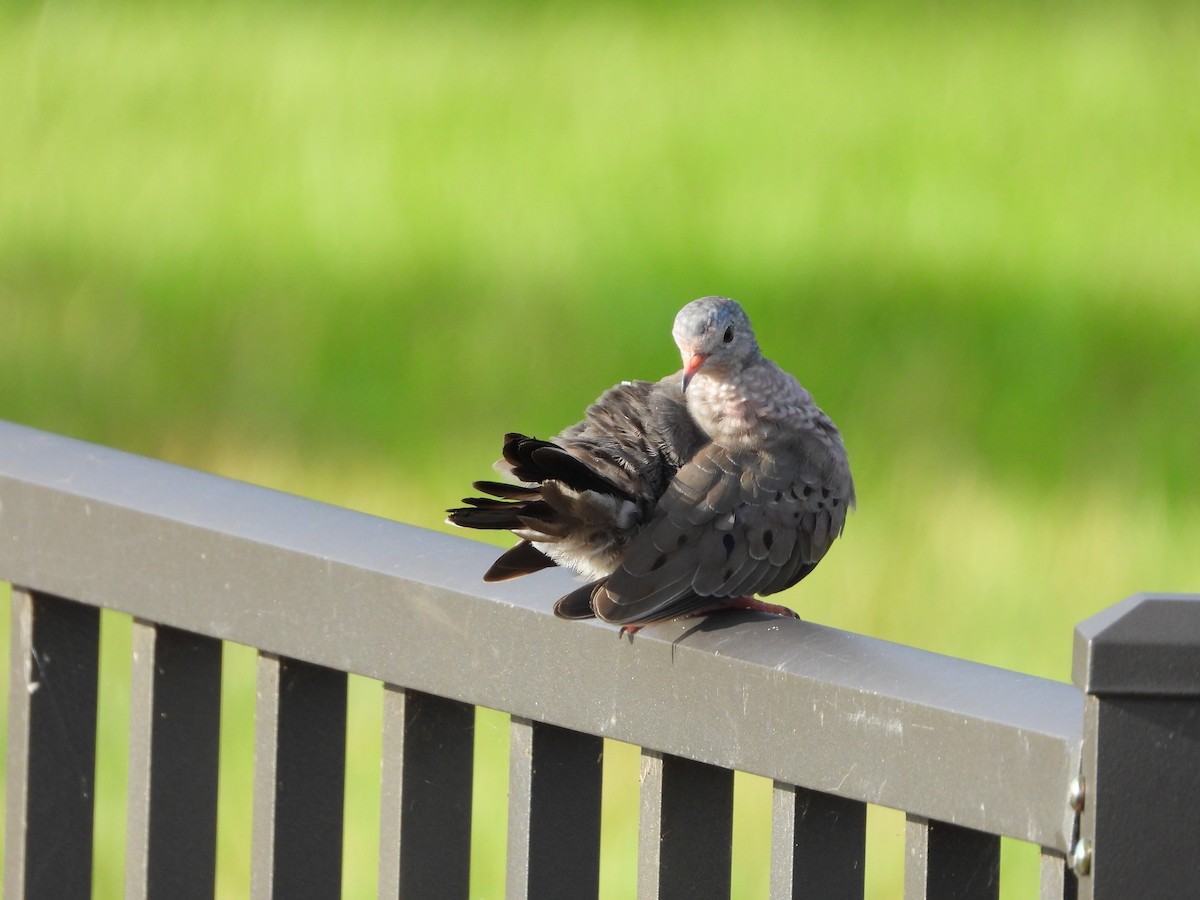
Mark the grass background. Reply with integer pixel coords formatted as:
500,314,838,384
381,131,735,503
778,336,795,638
2,0,1198,896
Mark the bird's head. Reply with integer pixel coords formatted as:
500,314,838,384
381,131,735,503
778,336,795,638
672,296,760,391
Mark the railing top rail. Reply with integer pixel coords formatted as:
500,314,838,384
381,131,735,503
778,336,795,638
0,420,1081,849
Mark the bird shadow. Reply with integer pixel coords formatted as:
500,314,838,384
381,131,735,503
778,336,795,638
621,609,804,662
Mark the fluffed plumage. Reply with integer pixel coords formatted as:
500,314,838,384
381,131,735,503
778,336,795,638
446,296,854,630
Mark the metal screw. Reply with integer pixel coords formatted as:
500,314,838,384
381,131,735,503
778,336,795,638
1068,774,1086,813
1070,838,1092,877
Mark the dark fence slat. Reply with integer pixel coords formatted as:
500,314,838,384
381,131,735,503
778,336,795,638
251,653,347,899
639,749,735,898
125,620,222,900
3,589,100,900
506,717,603,898
378,686,475,899
771,781,866,899
905,815,1000,900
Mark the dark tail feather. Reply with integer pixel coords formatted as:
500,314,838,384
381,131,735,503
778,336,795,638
483,541,556,581
501,434,631,500
530,444,630,498
445,496,554,531
500,433,554,481
451,434,630,593
553,580,602,620
472,480,541,501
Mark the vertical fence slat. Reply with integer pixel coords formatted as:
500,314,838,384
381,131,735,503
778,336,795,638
1039,848,1077,900
378,686,475,899
638,749,734,899
506,717,603,899
771,781,866,900
251,653,347,900
905,815,1000,900
3,589,100,900
125,620,223,900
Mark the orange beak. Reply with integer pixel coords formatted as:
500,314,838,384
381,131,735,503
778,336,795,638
681,352,709,392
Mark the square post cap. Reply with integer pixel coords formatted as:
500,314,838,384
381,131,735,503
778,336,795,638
1073,593,1200,696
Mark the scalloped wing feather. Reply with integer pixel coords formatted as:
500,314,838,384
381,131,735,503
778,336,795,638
591,444,851,624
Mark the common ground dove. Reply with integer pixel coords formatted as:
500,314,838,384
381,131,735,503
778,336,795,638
447,296,854,631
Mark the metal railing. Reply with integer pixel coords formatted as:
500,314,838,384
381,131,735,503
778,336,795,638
0,421,1195,898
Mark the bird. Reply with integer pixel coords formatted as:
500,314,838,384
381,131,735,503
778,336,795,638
446,296,854,634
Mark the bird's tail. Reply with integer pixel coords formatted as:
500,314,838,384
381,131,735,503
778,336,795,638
446,433,635,583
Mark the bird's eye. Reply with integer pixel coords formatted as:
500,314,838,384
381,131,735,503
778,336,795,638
723,326,734,343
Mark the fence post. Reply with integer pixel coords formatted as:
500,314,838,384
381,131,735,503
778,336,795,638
1072,593,1200,900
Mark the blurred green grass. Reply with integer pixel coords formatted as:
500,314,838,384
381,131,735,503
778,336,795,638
2,0,1198,897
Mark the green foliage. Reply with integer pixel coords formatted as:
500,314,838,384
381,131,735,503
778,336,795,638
2,2,1198,897
4,1,1198,483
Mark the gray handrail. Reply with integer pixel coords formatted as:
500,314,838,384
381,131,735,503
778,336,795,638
0,420,1081,852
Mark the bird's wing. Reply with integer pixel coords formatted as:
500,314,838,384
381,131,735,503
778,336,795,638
590,440,851,625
